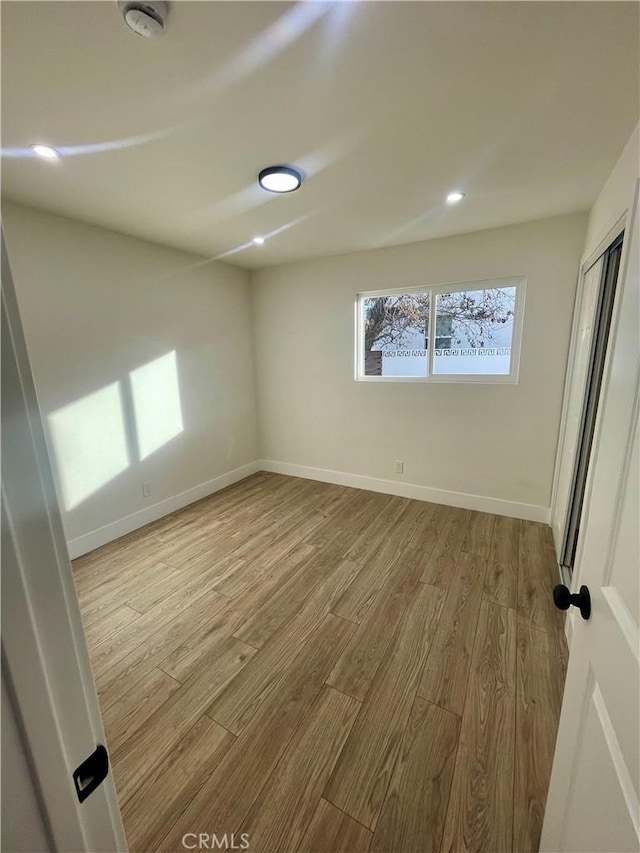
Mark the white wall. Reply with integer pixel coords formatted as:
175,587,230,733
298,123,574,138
1,201,593,541
2,202,259,554
252,213,588,519
583,123,640,259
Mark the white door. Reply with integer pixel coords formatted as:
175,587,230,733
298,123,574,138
1,236,127,851
540,186,640,852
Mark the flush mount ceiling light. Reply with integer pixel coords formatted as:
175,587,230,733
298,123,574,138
30,144,61,160
446,191,466,205
118,1,168,38
252,236,265,245
258,166,303,194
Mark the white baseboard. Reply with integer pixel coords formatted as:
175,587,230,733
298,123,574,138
259,460,550,523
66,461,261,559
68,458,550,559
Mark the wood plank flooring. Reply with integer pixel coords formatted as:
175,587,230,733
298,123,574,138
73,472,568,853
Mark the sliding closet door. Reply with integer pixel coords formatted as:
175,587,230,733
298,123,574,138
552,254,605,559
560,234,624,570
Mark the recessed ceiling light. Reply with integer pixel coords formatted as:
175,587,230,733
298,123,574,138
446,191,466,205
252,236,265,245
258,166,303,194
30,144,61,160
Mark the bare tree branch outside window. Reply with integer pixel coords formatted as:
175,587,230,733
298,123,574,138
363,287,515,355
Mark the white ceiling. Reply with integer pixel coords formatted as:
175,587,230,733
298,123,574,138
2,1,638,269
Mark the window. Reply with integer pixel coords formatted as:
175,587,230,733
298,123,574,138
356,277,525,382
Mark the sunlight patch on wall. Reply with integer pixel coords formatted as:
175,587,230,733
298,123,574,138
48,382,130,510
129,351,184,461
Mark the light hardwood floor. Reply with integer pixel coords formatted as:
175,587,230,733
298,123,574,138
73,473,568,853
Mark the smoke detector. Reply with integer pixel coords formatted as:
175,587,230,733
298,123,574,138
118,1,168,38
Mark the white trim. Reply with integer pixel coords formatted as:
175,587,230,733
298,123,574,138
602,587,640,666
565,609,575,651
354,373,520,385
67,456,550,559
259,460,550,522
549,260,593,551
2,234,126,851
581,213,628,280
67,461,260,558
549,212,627,554
357,274,525,301
563,186,637,589
592,684,640,843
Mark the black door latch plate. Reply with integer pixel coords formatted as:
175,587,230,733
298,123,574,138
73,744,109,803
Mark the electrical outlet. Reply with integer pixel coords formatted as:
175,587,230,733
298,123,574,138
142,483,152,498
394,460,404,474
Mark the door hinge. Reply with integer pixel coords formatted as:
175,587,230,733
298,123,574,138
73,744,109,803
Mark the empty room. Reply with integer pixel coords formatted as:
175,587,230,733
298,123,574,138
1,2,639,852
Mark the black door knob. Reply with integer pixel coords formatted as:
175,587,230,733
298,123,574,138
553,584,591,620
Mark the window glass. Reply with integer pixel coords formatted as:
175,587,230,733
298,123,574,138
362,293,430,377
432,286,516,375
357,280,522,381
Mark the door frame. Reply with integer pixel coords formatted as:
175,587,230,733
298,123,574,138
559,232,624,571
568,180,639,618
1,234,127,851
550,210,627,589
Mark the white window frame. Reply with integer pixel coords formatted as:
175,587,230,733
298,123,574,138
354,275,527,384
